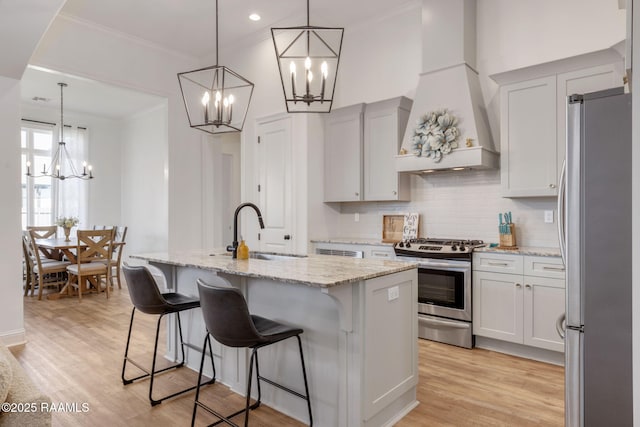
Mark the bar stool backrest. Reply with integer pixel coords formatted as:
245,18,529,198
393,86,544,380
122,265,172,315
197,280,264,348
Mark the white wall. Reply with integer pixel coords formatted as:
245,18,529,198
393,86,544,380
20,103,123,227
0,77,25,345
120,102,168,256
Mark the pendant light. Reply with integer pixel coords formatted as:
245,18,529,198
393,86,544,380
25,82,94,180
271,0,344,113
178,0,254,134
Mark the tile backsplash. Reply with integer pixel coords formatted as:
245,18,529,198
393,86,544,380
336,170,560,248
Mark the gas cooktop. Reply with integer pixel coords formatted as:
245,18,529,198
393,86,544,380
393,238,485,259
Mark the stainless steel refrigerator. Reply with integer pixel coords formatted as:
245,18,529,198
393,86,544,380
558,87,633,427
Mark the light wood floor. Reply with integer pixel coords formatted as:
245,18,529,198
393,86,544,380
14,281,564,426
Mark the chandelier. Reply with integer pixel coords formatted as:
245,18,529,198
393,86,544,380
271,0,344,113
177,0,254,135
26,82,93,180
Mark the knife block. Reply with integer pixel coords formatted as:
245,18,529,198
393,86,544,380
499,224,517,248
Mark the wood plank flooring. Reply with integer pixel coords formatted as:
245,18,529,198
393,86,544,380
14,281,564,426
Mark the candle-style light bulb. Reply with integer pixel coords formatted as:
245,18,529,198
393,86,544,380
82,161,87,175
26,161,31,175
308,70,313,83
223,97,229,124
304,57,311,70
305,57,311,97
228,94,234,123
290,62,297,100
215,91,222,122
320,61,328,101
202,92,210,123
88,164,93,178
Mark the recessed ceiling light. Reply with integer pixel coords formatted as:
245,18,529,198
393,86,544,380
249,13,261,21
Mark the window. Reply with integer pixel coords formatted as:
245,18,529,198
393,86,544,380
21,122,89,230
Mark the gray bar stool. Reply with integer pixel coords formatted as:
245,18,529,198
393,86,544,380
193,279,312,427
121,265,215,406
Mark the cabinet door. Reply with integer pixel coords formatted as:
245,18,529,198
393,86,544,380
324,104,365,202
500,76,558,197
363,99,410,201
523,276,565,352
472,271,523,343
556,63,623,182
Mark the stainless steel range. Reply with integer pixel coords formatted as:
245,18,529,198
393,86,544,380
394,238,485,348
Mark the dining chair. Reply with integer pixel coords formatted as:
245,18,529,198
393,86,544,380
27,230,71,300
109,226,128,289
66,229,114,300
27,225,59,260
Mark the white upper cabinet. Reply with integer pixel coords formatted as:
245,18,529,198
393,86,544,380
500,76,558,197
493,49,624,198
324,104,365,202
324,97,412,202
363,97,412,201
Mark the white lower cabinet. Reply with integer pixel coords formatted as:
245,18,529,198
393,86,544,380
473,253,565,353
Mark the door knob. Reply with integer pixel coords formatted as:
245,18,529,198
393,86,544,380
284,234,291,240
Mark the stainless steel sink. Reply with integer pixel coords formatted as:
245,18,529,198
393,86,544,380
210,252,307,261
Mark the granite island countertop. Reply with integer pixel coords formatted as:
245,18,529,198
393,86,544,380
130,250,415,288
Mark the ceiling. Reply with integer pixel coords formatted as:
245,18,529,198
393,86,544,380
60,0,418,58
21,0,417,119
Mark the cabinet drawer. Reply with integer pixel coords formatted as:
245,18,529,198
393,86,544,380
473,253,523,274
369,247,395,259
524,256,565,279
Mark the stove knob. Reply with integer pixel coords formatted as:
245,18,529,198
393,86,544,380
406,242,411,248
451,245,457,251
398,241,404,248
460,245,466,252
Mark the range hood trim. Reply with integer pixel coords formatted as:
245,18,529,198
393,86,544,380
396,146,499,174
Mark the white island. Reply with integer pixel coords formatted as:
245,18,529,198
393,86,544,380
130,251,418,427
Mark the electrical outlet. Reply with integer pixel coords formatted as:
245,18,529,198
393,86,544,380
544,210,554,224
354,213,359,222
388,286,399,301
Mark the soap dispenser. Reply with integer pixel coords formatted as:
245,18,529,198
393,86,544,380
237,237,249,260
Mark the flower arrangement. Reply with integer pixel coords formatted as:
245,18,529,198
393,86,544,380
55,216,79,229
411,109,460,162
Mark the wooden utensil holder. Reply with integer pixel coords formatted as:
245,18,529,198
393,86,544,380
499,224,517,248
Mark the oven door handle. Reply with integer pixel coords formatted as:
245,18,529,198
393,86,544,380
418,315,471,330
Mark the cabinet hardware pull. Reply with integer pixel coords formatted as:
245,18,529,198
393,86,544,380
549,183,556,188
392,191,397,195
516,283,522,288
542,266,565,271
525,284,531,289
355,192,359,196
488,262,509,266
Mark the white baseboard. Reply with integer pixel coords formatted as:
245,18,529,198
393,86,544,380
475,337,565,366
0,329,27,347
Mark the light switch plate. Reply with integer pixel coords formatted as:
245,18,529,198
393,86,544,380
544,210,554,224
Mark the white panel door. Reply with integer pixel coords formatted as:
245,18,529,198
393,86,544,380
472,271,523,343
257,117,293,253
523,276,565,352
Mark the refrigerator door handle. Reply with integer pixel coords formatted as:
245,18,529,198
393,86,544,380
556,313,566,339
557,159,567,266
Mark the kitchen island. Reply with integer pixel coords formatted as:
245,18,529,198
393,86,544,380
130,251,418,427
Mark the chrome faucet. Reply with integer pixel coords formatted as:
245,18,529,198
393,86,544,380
226,202,265,259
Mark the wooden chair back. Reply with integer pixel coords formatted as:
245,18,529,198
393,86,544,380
27,225,57,239
76,229,114,264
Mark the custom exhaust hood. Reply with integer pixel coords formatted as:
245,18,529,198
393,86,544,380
396,0,498,173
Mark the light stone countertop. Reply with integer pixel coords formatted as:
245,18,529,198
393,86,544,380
130,250,415,288
474,246,562,257
310,237,394,246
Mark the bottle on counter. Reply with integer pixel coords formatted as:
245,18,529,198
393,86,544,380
237,238,249,260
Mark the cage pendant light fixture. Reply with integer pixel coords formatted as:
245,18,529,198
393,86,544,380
271,0,343,113
25,82,93,181
178,0,254,134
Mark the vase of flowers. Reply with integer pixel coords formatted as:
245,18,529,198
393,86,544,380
55,216,79,242
411,109,460,162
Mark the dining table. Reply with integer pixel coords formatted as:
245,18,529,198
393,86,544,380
35,237,125,299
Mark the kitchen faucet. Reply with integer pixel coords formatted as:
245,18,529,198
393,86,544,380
226,202,265,259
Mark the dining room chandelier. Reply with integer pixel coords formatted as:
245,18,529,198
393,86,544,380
25,82,94,181
271,0,344,113
177,0,254,135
